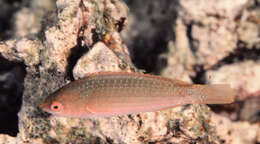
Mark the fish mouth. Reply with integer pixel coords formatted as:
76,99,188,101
40,103,45,109
40,102,49,112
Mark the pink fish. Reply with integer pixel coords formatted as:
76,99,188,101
40,72,235,118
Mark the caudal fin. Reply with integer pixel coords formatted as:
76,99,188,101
196,84,235,104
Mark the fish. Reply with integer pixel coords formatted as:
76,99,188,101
40,72,235,118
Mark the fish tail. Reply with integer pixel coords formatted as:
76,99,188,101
194,84,235,104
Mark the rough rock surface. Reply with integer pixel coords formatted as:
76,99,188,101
73,42,133,80
0,38,41,67
0,0,260,144
212,113,260,144
240,96,260,122
179,0,247,68
1,0,219,143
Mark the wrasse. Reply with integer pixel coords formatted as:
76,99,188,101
40,72,235,118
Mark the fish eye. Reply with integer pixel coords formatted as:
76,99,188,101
50,101,63,112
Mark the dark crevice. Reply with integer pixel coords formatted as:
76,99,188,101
256,0,260,6
187,23,199,54
92,28,101,44
66,37,89,81
131,34,169,74
66,0,93,81
124,0,180,74
166,119,181,136
0,0,24,40
0,0,32,40
210,41,260,70
0,55,26,137
105,136,114,144
115,17,127,32
190,65,206,84
66,0,91,81
209,101,243,122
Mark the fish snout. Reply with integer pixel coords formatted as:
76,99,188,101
40,101,48,111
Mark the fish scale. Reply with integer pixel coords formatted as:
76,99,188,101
40,72,235,118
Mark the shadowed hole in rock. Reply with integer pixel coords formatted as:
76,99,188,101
66,36,89,81
0,0,25,40
131,34,169,74
124,0,179,74
0,55,26,136
190,65,206,84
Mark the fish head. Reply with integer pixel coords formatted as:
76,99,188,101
40,89,66,116
40,86,92,118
